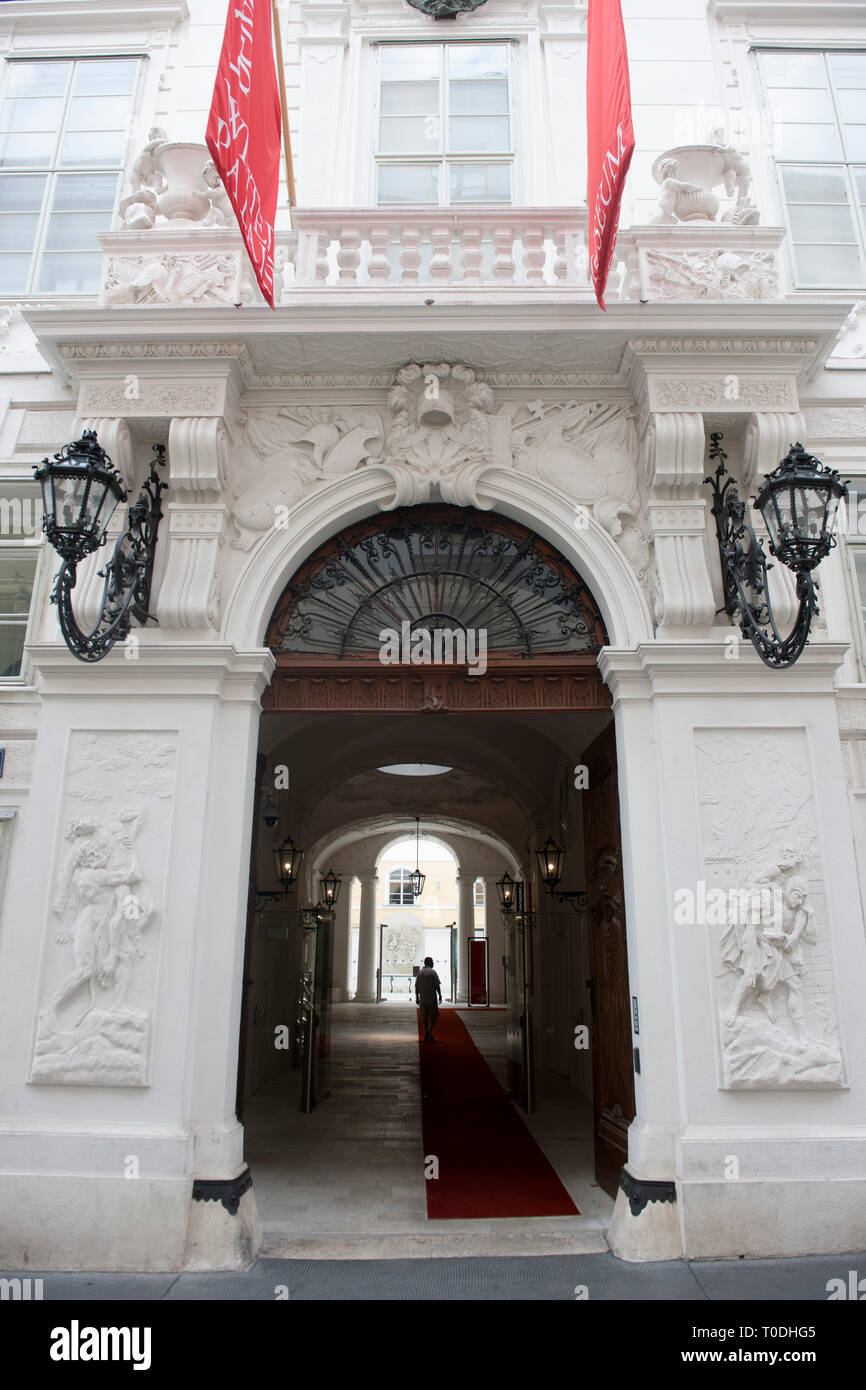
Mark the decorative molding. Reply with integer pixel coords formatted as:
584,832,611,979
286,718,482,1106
649,377,797,413
695,729,845,1089
30,732,178,1088
79,380,225,418
619,1168,677,1218
263,669,612,713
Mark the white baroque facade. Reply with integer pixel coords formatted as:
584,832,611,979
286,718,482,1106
0,0,865,1271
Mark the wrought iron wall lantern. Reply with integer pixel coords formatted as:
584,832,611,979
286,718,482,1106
705,433,847,669
319,868,342,910
535,837,588,914
34,430,167,663
257,831,304,909
495,871,517,911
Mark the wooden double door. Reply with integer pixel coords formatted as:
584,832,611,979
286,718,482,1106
581,723,636,1198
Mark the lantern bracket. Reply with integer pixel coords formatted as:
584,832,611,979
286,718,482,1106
705,433,841,670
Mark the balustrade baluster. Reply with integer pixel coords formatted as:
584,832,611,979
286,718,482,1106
459,225,483,285
491,225,516,284
399,225,423,283
336,226,361,284
429,223,454,283
367,225,392,284
521,224,546,285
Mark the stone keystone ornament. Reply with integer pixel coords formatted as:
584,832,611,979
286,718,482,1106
406,0,488,17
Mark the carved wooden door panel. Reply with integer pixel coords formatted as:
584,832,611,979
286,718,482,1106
582,722,635,1198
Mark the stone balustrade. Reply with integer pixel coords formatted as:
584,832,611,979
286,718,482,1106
95,215,793,308
286,208,590,290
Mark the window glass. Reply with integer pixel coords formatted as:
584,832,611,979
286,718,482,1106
762,51,866,287
377,42,512,207
0,59,136,293
0,550,38,678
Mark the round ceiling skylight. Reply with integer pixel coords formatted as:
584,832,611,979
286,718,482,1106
377,763,452,777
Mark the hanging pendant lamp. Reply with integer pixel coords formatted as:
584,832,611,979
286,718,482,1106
410,816,426,898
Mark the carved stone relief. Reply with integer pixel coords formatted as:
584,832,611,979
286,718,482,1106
30,732,178,1087
229,405,385,548
378,362,502,508
640,248,778,301
101,252,241,307
694,729,844,1089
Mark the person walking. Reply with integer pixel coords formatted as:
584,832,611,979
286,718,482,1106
416,956,442,1043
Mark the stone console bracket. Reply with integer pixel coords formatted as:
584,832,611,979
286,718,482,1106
191,1167,253,1217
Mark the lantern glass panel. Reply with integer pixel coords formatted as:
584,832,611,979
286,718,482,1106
53,470,91,531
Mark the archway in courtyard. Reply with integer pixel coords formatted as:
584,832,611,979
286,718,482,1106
236,504,636,1237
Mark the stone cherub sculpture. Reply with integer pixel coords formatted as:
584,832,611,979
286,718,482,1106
118,128,168,230
709,127,760,225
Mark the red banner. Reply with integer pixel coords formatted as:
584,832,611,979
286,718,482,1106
586,0,635,310
206,0,282,308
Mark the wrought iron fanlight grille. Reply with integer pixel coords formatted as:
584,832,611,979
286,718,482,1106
266,506,607,659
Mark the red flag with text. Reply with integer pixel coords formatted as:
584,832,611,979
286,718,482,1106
206,0,282,308
586,0,635,309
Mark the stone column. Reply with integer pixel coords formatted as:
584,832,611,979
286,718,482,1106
456,872,476,1003
483,876,506,1004
330,874,352,1002
355,872,378,1003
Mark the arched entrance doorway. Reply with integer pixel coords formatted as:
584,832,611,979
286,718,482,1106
239,503,635,1226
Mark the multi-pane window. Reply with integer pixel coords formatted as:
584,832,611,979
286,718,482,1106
0,481,42,678
473,879,484,907
376,42,513,207
758,50,866,286
389,868,415,905
0,58,139,295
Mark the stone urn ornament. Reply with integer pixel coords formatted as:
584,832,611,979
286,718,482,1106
650,141,759,225
154,142,211,223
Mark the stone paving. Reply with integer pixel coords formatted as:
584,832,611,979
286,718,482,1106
245,1000,612,1258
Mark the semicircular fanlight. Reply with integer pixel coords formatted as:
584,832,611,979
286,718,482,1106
266,505,607,659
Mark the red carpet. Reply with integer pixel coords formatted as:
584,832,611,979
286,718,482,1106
418,1007,579,1219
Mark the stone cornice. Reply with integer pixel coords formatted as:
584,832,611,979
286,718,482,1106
25,301,852,396
600,640,852,702
28,644,274,702
0,0,189,28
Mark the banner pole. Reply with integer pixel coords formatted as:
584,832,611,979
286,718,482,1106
271,0,297,226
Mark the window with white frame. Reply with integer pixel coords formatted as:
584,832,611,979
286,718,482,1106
389,868,415,905
473,879,484,907
840,481,866,672
0,481,43,678
757,49,866,287
0,57,140,295
375,42,513,207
